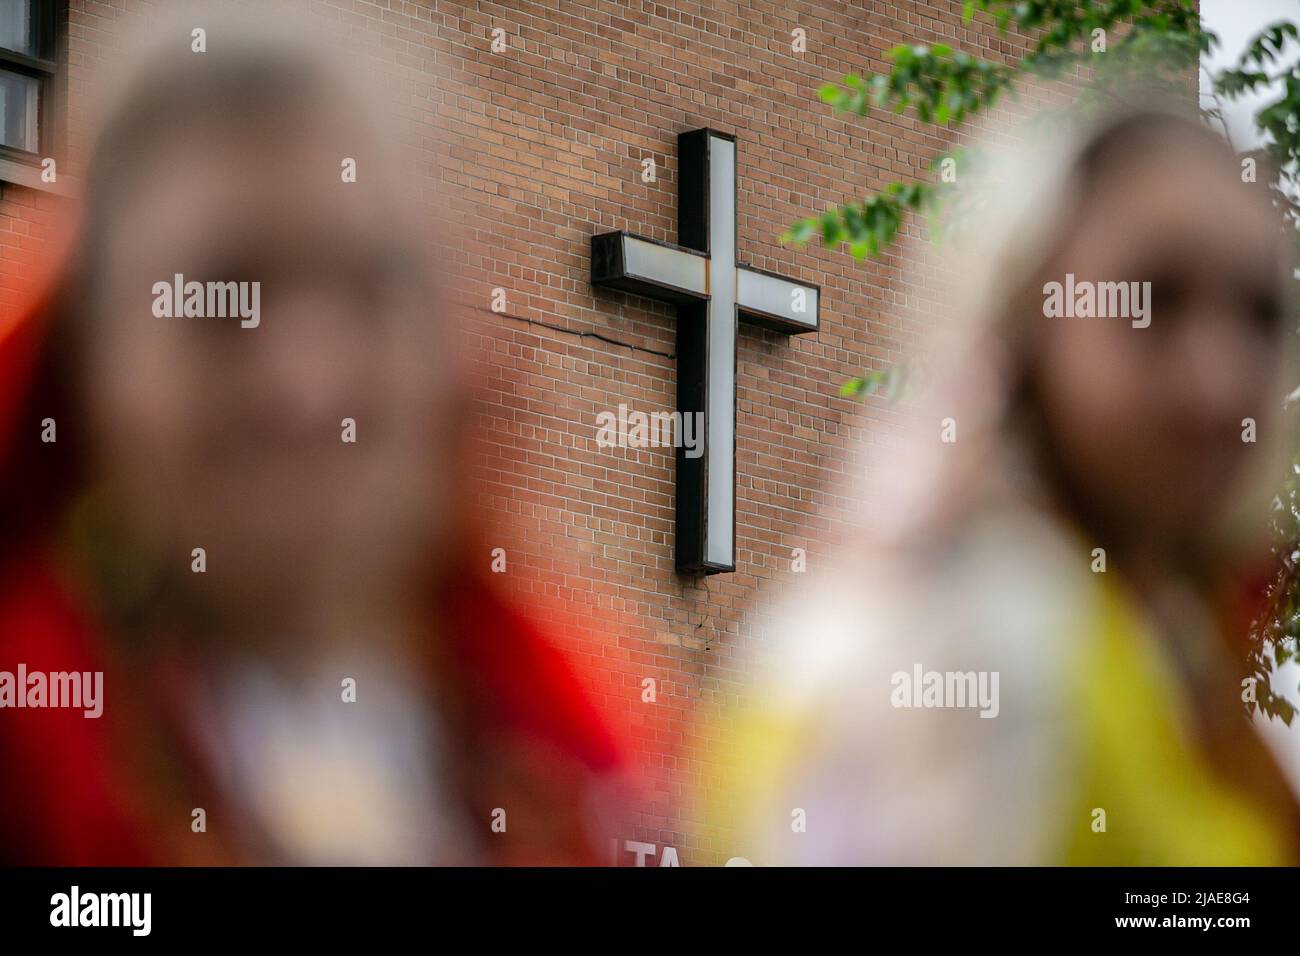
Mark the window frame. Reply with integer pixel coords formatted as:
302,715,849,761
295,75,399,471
0,0,63,171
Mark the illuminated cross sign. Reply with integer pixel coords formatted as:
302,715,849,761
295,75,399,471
591,129,820,574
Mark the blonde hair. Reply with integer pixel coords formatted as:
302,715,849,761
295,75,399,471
871,98,1297,567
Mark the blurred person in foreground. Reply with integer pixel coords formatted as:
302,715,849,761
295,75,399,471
0,19,624,865
718,103,1300,865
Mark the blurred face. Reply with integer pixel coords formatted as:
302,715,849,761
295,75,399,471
1031,142,1288,557
82,112,459,628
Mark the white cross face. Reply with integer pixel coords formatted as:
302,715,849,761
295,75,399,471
592,129,820,574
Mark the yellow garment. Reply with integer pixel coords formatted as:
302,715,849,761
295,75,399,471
715,568,1291,865
1064,578,1289,865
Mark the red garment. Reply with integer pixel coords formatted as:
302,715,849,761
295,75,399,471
0,288,624,865
0,555,152,865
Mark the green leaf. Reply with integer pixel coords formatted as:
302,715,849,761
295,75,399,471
839,377,867,398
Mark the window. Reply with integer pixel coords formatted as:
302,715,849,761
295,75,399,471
0,0,60,162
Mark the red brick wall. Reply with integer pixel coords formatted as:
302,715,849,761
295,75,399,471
3,0,1072,864
436,0,1049,866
